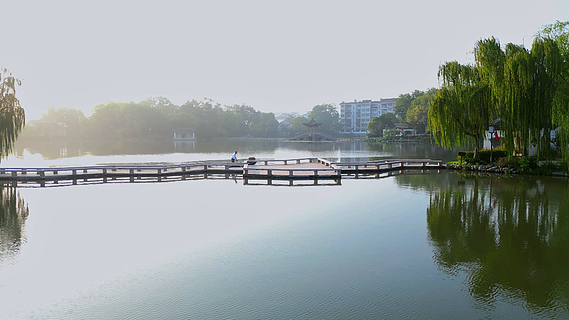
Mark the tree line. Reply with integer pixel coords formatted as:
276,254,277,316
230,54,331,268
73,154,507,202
20,98,341,141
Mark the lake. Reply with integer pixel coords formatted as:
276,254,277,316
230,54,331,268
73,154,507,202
0,140,567,319
5,139,459,167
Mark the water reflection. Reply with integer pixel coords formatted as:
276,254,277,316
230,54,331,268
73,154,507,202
414,173,569,315
12,139,460,162
0,184,29,261
366,141,461,162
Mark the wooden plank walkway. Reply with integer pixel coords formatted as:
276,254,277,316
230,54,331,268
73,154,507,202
244,161,340,181
0,158,443,187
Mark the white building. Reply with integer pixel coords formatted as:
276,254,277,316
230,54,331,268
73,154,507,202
340,98,397,133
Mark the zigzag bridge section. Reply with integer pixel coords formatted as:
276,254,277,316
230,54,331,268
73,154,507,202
0,158,444,187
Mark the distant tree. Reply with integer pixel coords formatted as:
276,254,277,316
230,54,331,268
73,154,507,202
251,112,279,137
291,116,309,136
383,128,399,139
367,113,397,137
86,102,125,139
394,90,424,119
308,104,341,134
40,106,87,138
394,93,412,119
143,96,178,117
226,104,261,136
0,69,25,158
175,99,227,139
406,89,437,134
86,101,168,140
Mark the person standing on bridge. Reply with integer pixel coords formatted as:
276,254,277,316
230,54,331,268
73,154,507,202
231,151,238,163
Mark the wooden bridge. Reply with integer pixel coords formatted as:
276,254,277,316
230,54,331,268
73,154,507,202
0,158,443,187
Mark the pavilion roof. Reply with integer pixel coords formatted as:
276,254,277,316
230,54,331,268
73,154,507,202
303,118,322,127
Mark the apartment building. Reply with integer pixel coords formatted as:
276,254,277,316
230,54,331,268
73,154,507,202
340,98,397,133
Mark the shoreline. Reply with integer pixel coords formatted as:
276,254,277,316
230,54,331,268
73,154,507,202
443,162,569,177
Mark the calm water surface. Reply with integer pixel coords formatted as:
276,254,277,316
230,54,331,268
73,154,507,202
4,140,459,167
0,141,567,319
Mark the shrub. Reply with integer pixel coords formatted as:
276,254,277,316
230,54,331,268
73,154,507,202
496,157,519,168
464,149,507,164
519,157,538,173
464,157,487,165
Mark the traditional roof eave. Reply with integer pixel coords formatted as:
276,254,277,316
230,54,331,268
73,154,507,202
303,118,322,127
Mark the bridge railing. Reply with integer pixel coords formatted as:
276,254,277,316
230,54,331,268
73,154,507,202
332,159,442,171
0,162,247,179
243,167,341,177
245,157,320,166
0,158,442,180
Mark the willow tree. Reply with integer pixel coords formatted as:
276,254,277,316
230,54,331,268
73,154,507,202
428,62,492,159
475,36,562,159
0,69,25,159
539,21,569,169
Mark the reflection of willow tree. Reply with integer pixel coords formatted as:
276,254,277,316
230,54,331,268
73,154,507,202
427,179,569,311
0,185,29,260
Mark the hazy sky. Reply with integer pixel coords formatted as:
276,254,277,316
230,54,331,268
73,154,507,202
2,0,568,121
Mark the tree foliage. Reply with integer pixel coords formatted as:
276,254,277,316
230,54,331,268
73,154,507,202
538,21,569,169
475,36,563,158
429,63,492,158
394,90,423,119
0,69,25,158
40,106,87,138
430,22,567,162
87,101,169,140
475,35,563,159
23,97,282,141
367,113,397,137
308,104,341,134
290,116,309,136
406,88,437,134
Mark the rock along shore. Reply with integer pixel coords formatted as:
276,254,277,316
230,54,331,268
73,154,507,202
444,163,569,177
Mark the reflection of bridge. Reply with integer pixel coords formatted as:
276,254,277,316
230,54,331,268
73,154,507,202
0,158,443,188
